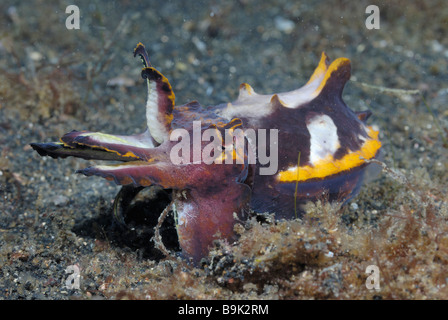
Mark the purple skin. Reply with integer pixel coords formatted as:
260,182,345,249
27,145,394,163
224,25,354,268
31,43,381,264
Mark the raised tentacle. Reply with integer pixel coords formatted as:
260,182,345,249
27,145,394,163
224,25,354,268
133,42,152,68
141,67,175,145
133,43,175,145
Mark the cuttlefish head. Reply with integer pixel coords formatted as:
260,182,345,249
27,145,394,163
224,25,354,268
30,43,252,264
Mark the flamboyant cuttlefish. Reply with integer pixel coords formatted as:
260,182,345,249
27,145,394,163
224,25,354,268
31,43,381,264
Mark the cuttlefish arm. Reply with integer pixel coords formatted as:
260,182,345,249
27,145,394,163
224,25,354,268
31,42,253,265
31,43,175,163
74,121,252,264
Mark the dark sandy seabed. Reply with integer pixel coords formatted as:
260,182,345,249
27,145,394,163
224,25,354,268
0,0,447,300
